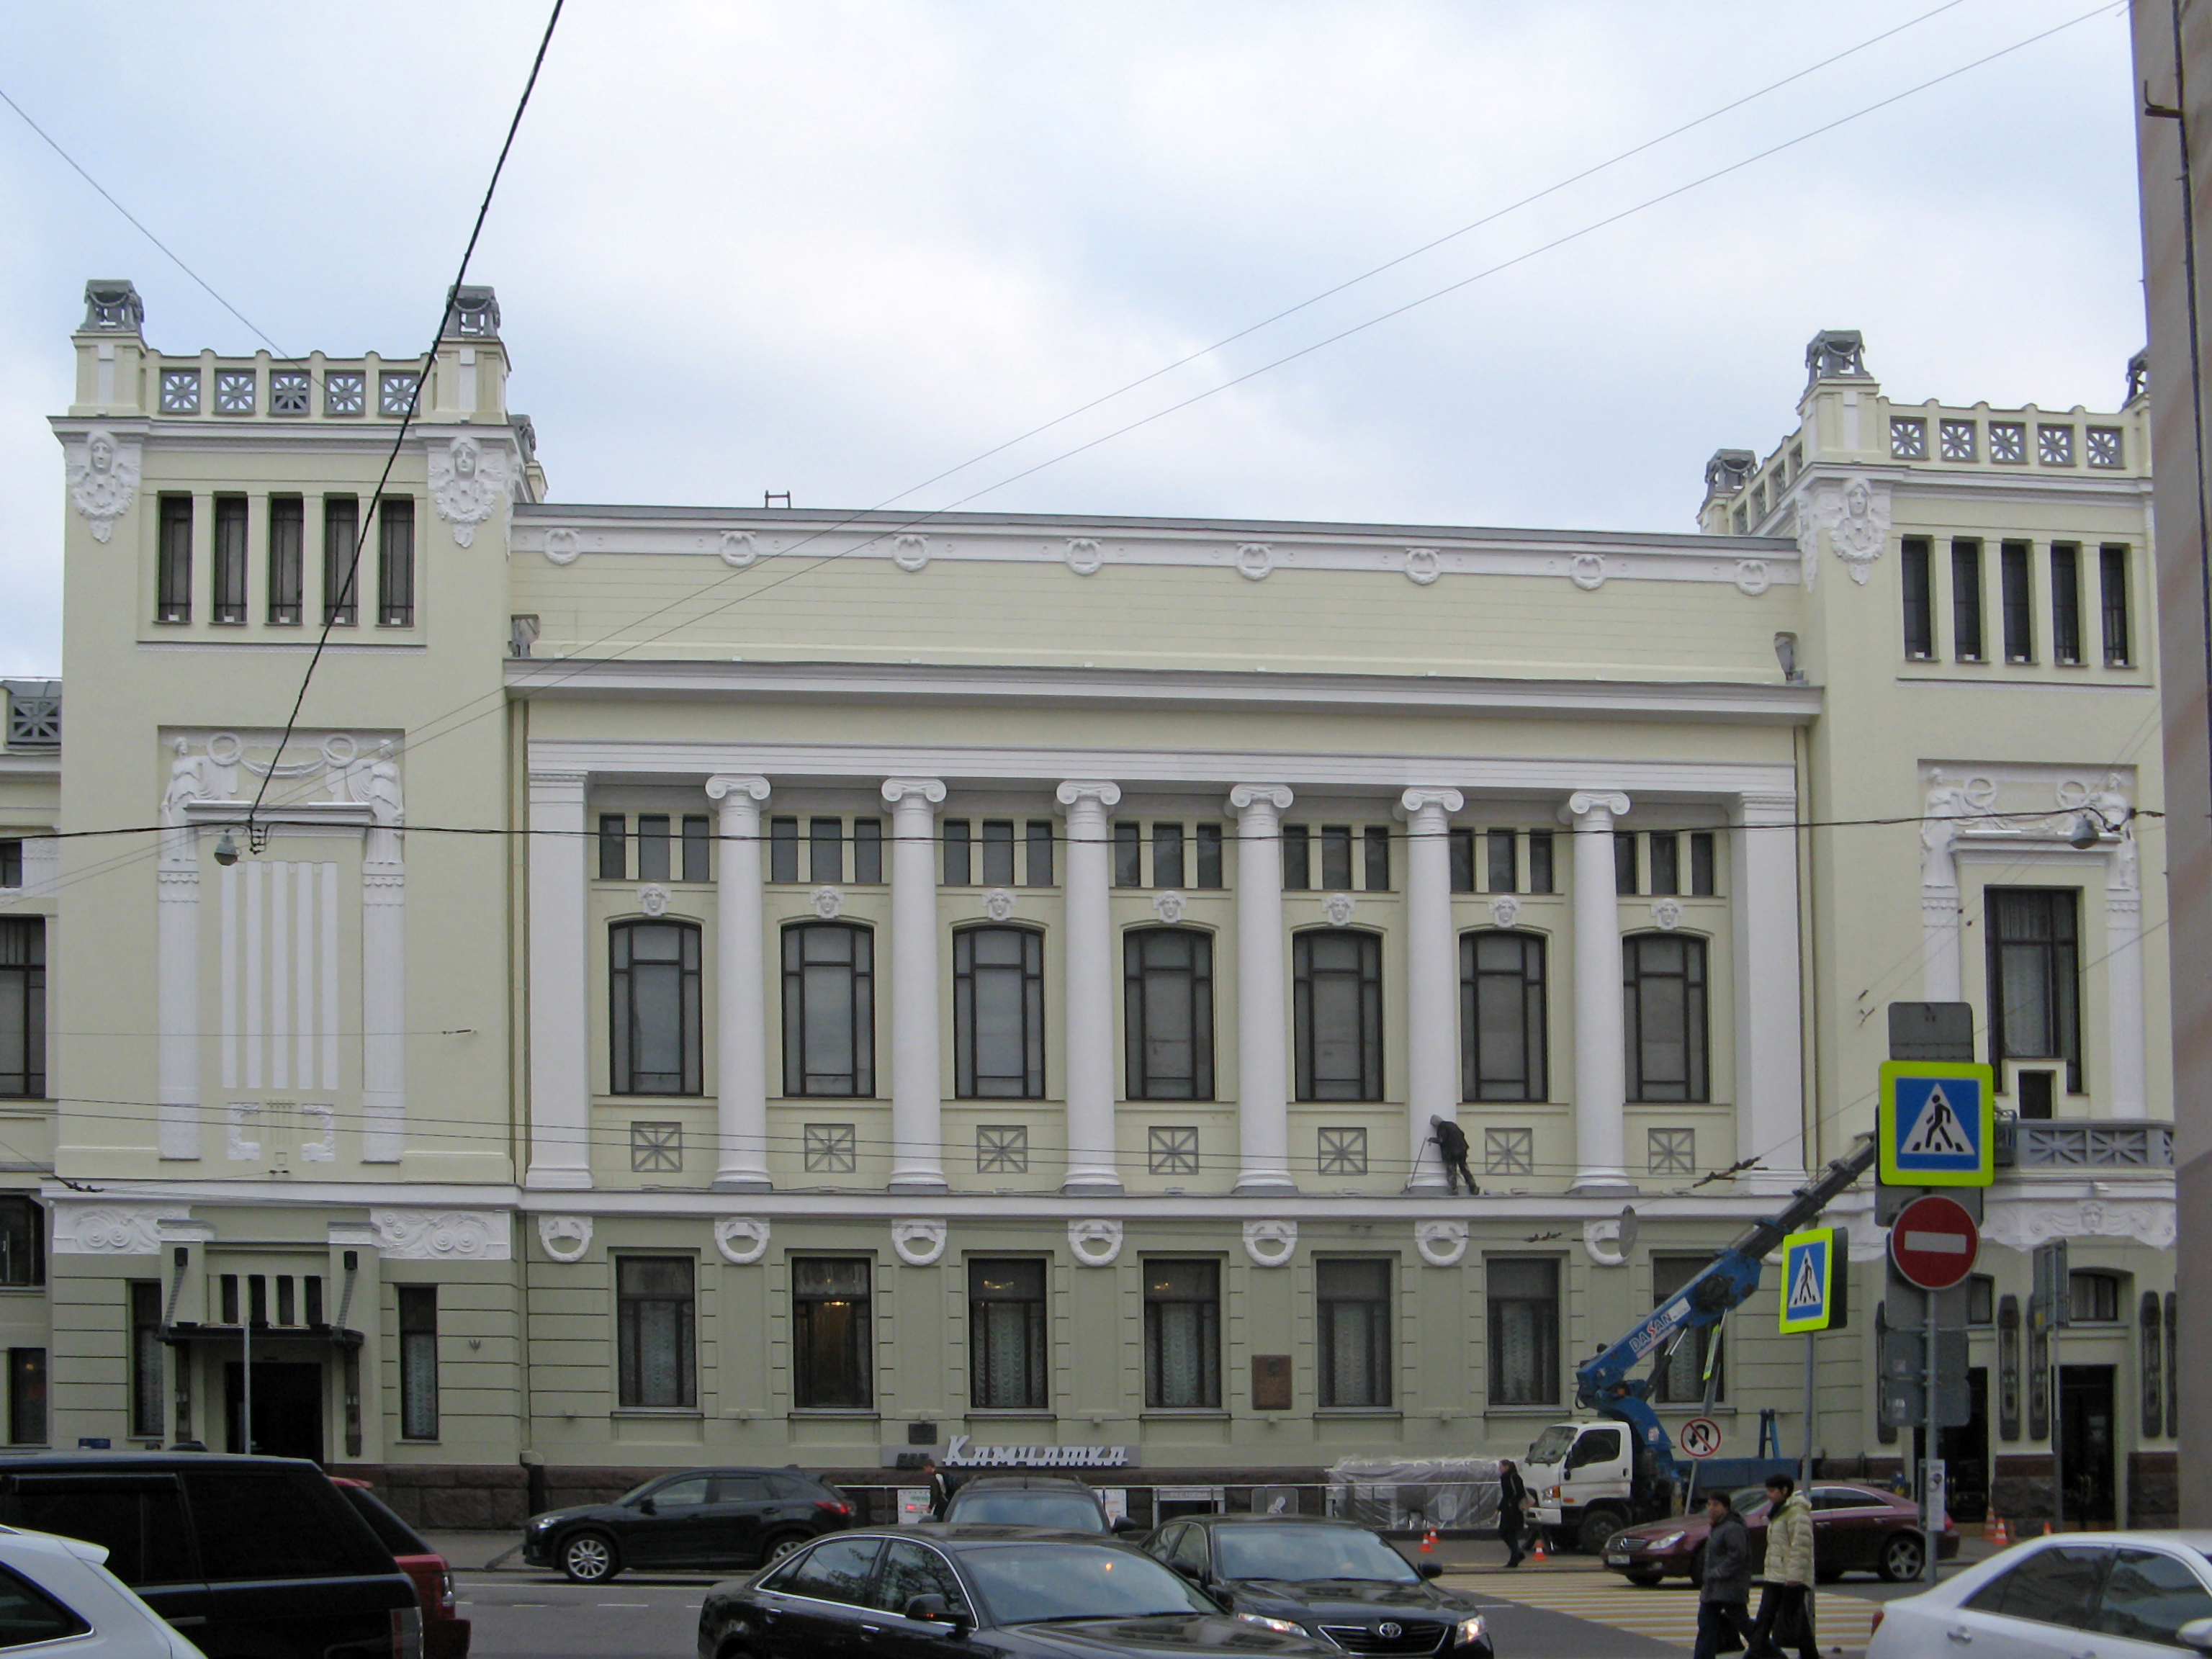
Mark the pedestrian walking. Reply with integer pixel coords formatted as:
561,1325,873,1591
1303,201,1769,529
1496,1459,1529,1568
1694,1491,1755,1659
1430,1115,1479,1195
920,1455,953,1521
1744,1475,1817,1659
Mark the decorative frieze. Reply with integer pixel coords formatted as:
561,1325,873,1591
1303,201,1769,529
372,1209,513,1262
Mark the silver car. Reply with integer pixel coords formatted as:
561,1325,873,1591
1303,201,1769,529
1867,1530,2212,1659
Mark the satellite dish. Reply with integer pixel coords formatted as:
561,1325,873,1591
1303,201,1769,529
1616,1206,1640,1256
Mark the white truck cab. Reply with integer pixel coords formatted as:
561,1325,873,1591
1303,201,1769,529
1523,1420,1641,1555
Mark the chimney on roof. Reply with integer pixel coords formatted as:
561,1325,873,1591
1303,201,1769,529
1704,449,1756,503
442,285,501,341
79,280,144,335
1804,329,1869,387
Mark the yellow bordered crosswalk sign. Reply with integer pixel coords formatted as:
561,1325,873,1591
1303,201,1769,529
1878,1060,1996,1186
1779,1227,1840,1334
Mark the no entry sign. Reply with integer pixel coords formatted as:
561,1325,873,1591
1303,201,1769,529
1889,1194,1980,1291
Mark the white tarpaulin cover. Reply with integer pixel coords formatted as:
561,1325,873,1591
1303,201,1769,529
1325,1457,1503,1530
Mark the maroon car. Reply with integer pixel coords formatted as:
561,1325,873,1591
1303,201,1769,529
1601,1484,1960,1586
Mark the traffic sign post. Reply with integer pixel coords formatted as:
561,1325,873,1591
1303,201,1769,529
1879,1061,1996,1186
1679,1418,1722,1460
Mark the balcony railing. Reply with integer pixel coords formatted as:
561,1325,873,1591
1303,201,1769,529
1995,1118,2172,1169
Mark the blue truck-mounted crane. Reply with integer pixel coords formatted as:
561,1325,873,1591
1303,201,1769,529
1521,1137,1878,1555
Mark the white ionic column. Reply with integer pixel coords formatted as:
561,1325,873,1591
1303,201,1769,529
2106,842,2147,1113
1401,787,1465,1192
1229,784,1297,1193
708,774,773,1190
1056,780,1123,1194
526,769,593,1189
1565,790,1632,1193
1732,792,1806,1195
883,778,949,1192
156,855,202,1161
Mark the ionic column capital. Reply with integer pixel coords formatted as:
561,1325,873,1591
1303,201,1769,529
1731,791,1797,827
1564,789,1632,823
881,776,948,808
1398,786,1465,821
706,773,771,806
1228,783,1295,818
1054,779,1123,816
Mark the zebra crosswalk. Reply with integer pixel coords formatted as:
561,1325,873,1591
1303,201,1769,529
1442,1570,1884,1652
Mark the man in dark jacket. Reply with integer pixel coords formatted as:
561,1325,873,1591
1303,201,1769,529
1694,1491,1755,1659
1430,1116,1479,1195
1496,1460,1528,1568
920,1457,953,1521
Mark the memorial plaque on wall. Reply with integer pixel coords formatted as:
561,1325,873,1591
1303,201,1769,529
1251,1354,1292,1411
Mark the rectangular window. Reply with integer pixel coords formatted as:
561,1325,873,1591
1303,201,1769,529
953,927,1045,1099
1527,832,1555,894
1988,888,2081,1092
1449,828,1475,894
0,844,17,889
980,820,1016,886
2051,544,2082,665
1022,820,1052,887
2101,546,2132,665
1113,822,1142,888
377,498,415,626
266,497,304,624
1648,834,1678,896
1362,825,1390,891
636,814,671,882
321,497,359,625
1281,824,1310,890
397,1285,439,1440
597,814,626,880
1462,930,1547,1102
157,496,194,622
0,922,45,1100
1486,1258,1560,1406
1953,539,1984,660
130,1282,163,1440
1624,933,1709,1102
1316,1260,1391,1408
1125,927,1215,1100
7,1350,45,1446
1152,822,1184,891
1689,832,1716,896
943,819,971,886
1651,1256,1721,1403
616,1257,696,1410
1486,829,1516,894
276,1277,295,1326
1320,825,1354,891
1143,1260,1220,1408
793,1258,871,1408
220,1276,238,1326
1613,831,1637,895
854,819,884,884
770,817,799,884
681,814,709,883
1294,930,1383,1101
783,920,875,1097
2001,541,2033,662
968,1259,1048,1411
610,920,703,1094
1194,822,1223,889
211,497,248,623
809,817,844,885
1902,537,1934,659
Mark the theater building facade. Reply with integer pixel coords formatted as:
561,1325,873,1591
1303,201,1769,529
0,285,2175,1527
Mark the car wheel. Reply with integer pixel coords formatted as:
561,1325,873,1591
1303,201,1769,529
561,1532,619,1584
1624,1572,1663,1588
1877,1532,1926,1583
760,1532,809,1566
1578,1509,1627,1556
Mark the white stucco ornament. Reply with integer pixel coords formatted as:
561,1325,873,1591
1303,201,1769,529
1151,891,1187,923
1404,547,1441,586
984,887,1017,922
812,886,844,919
68,428,140,543
891,1218,948,1267
1323,892,1356,927
372,1210,513,1261
1488,895,1522,928
1734,559,1771,596
1650,897,1683,931
1414,1219,1469,1267
1068,1218,1125,1267
638,884,670,919
1242,1219,1298,1267
55,1203,174,1255
1583,1210,1637,1267
714,1218,771,1264
719,530,757,568
1236,542,1274,581
894,534,930,572
536,1215,593,1262
1982,1194,2174,1252
543,527,581,565
1827,478,1891,585
1569,554,1607,591
1066,538,1103,576
427,434,511,549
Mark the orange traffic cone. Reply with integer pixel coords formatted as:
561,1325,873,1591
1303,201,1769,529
1987,1516,2010,1547
1530,1532,1549,1565
2043,1521,2056,1537
1421,1528,1437,1554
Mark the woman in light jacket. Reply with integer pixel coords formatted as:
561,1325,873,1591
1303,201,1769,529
1745,1475,1817,1659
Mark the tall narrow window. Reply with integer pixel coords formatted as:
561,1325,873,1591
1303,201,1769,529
1317,1259,1391,1408
1320,825,1354,891
943,819,971,886
1449,829,1475,894
0,920,45,1100
266,497,303,624
809,817,843,884
2101,546,2133,665
1624,932,1709,1102
681,814,710,882
1689,832,1716,896
1651,1256,1722,1403
610,920,702,1095
397,1285,439,1440
616,1257,696,1409
1528,832,1555,894
636,814,671,882
792,1258,871,1408
1194,823,1223,889
211,497,248,623
596,814,626,880
1613,832,1637,895
1461,931,1547,1102
855,819,885,884
1022,820,1053,887
782,922,874,1097
968,1259,1047,1411
322,497,359,625
953,927,1045,1099
157,497,193,622
1486,830,1516,894
1153,823,1184,890
1952,539,1984,660
7,1350,45,1446
1998,1295,2021,1442
130,1282,163,1441
979,820,1016,886
0,1200,42,1292
1125,927,1214,1100
1486,1258,1560,1406
1112,822,1142,887
1648,835,1679,896
770,817,799,883
1988,889,2081,1092
1902,536,1934,659
1294,930,1382,1101
1281,825,1311,890
2141,1291,2164,1439
1143,1260,1220,1408
2001,541,2033,662
1362,825,1390,891
2051,544,2082,665
377,498,415,626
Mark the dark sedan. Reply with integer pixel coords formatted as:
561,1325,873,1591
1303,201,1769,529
1143,1514,1493,1657
943,1475,1143,1535
1601,1483,1960,1586
698,1526,1340,1657
523,1466,853,1582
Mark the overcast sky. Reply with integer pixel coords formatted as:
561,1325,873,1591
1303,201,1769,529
0,0,2143,675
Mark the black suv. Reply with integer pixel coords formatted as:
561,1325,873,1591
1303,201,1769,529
940,1475,1140,1535
0,1451,418,1659
523,1466,854,1582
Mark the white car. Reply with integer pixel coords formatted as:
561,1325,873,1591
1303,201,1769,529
1868,1530,2212,1659
0,1524,205,1658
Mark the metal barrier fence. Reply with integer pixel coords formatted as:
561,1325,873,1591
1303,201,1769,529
837,1478,1505,1534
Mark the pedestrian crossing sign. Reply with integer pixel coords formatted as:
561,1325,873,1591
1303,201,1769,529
1878,1060,1995,1187
1779,1227,1840,1333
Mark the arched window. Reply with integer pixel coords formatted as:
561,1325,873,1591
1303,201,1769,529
953,926,1044,1099
1294,930,1382,1102
783,922,874,1097
1460,930,1547,1102
1124,927,1214,1100
1623,932,1707,1102
610,920,701,1095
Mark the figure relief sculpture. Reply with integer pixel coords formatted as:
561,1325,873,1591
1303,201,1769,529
428,435,511,549
68,429,140,543
1829,478,1889,584
1920,768,1970,889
